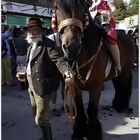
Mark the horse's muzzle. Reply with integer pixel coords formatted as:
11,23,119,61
62,43,82,61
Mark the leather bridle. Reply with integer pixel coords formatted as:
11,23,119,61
58,18,83,33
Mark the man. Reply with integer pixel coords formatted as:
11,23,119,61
2,26,14,86
133,27,139,67
89,0,121,74
16,17,72,140
15,29,28,64
15,29,29,90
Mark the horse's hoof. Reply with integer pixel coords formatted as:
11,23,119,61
112,102,129,113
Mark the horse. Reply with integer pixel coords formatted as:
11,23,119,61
51,0,135,140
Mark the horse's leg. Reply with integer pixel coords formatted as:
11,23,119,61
72,88,87,140
87,85,103,140
112,68,132,112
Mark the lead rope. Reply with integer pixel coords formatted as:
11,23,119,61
64,40,103,133
85,40,103,82
64,74,77,133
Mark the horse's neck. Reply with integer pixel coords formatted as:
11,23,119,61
82,23,101,52
77,20,105,65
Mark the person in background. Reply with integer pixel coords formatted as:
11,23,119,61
16,17,72,140
89,0,121,75
2,25,5,33
14,29,29,90
2,26,14,86
133,27,139,67
15,29,28,64
128,29,134,40
133,27,139,48
9,29,17,77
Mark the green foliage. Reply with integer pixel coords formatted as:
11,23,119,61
126,0,139,16
114,0,127,20
113,0,138,21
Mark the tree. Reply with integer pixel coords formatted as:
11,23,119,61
126,0,139,16
114,0,128,20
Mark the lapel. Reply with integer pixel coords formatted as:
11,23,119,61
26,45,32,64
31,41,43,61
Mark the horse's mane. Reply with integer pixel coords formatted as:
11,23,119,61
55,0,82,18
82,15,109,57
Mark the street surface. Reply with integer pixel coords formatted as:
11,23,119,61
2,68,138,140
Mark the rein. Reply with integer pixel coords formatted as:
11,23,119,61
64,76,77,133
78,40,103,84
63,40,103,131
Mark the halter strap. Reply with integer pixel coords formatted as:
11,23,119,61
58,18,83,33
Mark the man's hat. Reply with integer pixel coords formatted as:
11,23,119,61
25,18,43,28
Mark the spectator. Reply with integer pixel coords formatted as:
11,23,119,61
128,30,134,40
15,29,29,90
133,27,139,47
2,26,14,86
15,29,28,64
133,27,139,67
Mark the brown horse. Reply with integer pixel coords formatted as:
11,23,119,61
51,0,135,140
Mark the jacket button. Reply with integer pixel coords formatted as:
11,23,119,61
36,70,39,73
35,61,37,64
37,78,40,81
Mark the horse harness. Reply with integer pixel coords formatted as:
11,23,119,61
63,39,103,132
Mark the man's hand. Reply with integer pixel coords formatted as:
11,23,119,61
64,71,73,79
64,71,74,87
16,73,20,81
16,73,27,82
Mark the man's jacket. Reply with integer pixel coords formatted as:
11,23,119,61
26,36,68,96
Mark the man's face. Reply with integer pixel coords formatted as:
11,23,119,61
27,25,42,38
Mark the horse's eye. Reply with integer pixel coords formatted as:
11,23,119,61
60,28,65,35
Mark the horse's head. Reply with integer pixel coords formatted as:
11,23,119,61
52,0,88,60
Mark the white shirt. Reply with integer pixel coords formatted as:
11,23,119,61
26,43,37,75
48,32,61,47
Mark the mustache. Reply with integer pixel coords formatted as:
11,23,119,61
28,34,41,39
26,34,42,44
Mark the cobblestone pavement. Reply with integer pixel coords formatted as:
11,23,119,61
2,69,138,140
